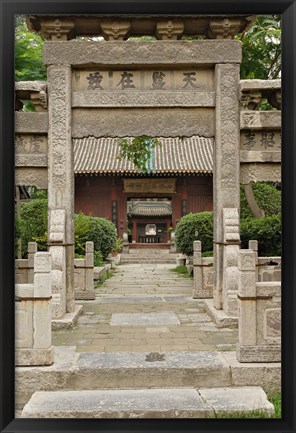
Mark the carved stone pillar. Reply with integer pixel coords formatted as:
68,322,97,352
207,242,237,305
48,65,75,316
213,64,240,310
222,208,240,316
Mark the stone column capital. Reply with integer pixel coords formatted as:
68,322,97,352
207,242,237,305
100,20,131,40
156,20,184,40
40,18,76,40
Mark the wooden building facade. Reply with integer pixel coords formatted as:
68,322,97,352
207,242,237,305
74,136,213,242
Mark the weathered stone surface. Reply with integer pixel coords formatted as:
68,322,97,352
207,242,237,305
213,63,240,310
72,90,216,108
15,112,48,133
51,304,83,330
72,108,215,138
236,345,281,363
156,20,184,40
240,111,281,130
240,150,281,163
240,163,281,183
240,130,281,151
239,79,281,92
15,167,48,188
72,68,214,92
223,351,281,393
15,347,54,367
21,389,214,418
15,80,47,95
111,312,180,325
48,65,75,316
44,40,242,66
199,386,274,415
15,134,48,167
204,299,238,328
100,19,131,41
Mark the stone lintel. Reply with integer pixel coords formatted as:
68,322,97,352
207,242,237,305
72,108,215,138
240,163,281,184
15,81,47,99
44,40,242,66
15,112,48,134
15,155,48,167
239,79,281,93
240,150,281,163
72,91,216,108
240,111,281,130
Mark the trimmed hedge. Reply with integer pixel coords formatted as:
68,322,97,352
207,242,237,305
175,210,281,257
17,199,117,260
240,182,281,219
175,212,213,256
240,214,281,256
17,198,48,256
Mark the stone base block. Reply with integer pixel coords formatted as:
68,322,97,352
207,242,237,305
15,346,54,366
51,304,83,330
204,299,238,328
236,344,281,363
75,291,95,300
223,351,281,394
193,289,213,299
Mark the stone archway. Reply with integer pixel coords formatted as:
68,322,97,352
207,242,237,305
43,37,241,320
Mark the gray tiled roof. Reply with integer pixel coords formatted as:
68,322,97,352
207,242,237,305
74,136,213,175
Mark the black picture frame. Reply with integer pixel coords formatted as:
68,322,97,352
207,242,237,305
0,0,295,432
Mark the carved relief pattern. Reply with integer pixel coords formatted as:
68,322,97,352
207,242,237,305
49,209,66,243
49,69,68,189
72,91,215,108
44,40,242,66
15,168,48,189
218,65,240,188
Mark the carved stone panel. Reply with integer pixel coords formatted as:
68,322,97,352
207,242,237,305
72,68,214,92
15,167,48,188
72,108,215,138
15,134,48,167
240,130,281,151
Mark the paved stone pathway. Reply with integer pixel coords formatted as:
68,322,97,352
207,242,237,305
52,264,238,352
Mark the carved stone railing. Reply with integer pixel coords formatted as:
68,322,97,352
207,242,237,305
237,249,281,363
15,242,37,284
15,252,54,366
240,79,281,111
248,240,281,282
74,241,95,300
192,241,213,299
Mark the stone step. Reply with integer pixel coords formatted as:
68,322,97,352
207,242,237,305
120,259,178,264
21,386,274,418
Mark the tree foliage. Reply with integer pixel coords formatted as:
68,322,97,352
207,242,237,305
118,136,161,171
238,15,281,79
15,15,47,82
240,182,281,219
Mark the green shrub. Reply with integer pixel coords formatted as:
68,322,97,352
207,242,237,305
17,198,48,257
240,182,281,219
86,216,117,259
114,237,124,253
240,214,281,256
175,212,213,256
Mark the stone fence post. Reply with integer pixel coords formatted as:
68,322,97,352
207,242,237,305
74,241,95,300
193,241,213,299
122,232,129,254
237,249,281,362
27,242,37,283
15,252,54,366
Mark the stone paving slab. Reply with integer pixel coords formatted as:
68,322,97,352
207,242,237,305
198,386,274,415
21,386,274,418
111,312,180,326
21,389,214,418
